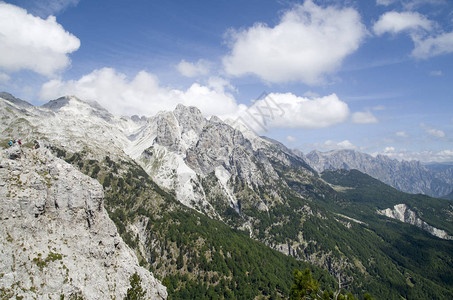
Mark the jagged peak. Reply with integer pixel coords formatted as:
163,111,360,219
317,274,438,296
172,103,206,135
209,115,223,123
0,91,33,108
174,103,203,117
41,96,114,122
41,96,71,110
42,96,97,110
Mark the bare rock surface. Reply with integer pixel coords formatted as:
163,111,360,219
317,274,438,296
0,148,167,299
377,203,453,240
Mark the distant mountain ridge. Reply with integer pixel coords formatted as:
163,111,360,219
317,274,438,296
2,93,453,299
305,149,453,198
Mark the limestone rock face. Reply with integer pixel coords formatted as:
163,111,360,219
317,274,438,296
6,144,22,160
0,148,167,299
305,149,452,198
377,204,453,240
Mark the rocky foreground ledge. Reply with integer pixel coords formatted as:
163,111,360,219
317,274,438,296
0,146,167,299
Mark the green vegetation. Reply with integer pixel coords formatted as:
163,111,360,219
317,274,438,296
320,169,453,299
125,273,146,299
32,252,63,271
51,148,335,299
290,268,319,299
290,268,375,300
51,147,453,299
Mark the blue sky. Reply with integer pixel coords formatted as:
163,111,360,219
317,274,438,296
1,0,452,162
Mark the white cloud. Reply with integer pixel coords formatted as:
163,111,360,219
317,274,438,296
176,59,210,78
40,68,240,118
412,31,453,59
302,91,320,98
312,140,356,151
396,131,409,137
40,69,350,133
337,140,356,149
373,105,386,111
429,70,443,76
383,146,396,153
0,3,80,77
420,123,446,138
380,147,453,162
436,150,453,162
373,10,453,59
376,0,446,9
24,0,80,17
244,93,350,130
351,111,379,124
286,136,297,142
426,128,446,138
373,11,433,35
0,72,10,83
223,0,366,84
207,76,236,94
376,0,397,5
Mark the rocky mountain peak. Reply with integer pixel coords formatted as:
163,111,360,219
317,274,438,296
41,96,114,122
41,96,71,111
306,149,452,197
0,92,33,108
173,103,206,135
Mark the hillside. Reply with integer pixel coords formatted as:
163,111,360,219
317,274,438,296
2,93,453,299
305,149,453,198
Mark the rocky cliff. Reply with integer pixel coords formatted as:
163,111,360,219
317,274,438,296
3,93,453,299
377,204,453,240
306,149,453,198
0,146,166,299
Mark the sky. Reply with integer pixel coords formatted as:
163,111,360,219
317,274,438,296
0,0,452,162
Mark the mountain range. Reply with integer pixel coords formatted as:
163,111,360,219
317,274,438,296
305,149,453,198
1,92,453,299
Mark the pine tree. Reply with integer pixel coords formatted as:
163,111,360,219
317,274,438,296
290,268,319,299
125,273,146,300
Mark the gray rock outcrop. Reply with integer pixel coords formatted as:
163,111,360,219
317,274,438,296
377,204,453,240
0,148,167,299
305,149,452,198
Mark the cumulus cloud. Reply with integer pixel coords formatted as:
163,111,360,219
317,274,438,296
381,147,453,162
311,140,356,151
373,11,433,35
0,3,80,77
396,131,409,137
207,76,236,94
40,68,350,133
241,93,350,130
176,59,211,78
412,31,453,58
223,0,366,84
40,68,240,118
426,128,446,138
373,10,453,59
351,111,379,124
420,123,446,138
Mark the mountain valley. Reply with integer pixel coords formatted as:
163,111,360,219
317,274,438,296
1,93,453,299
